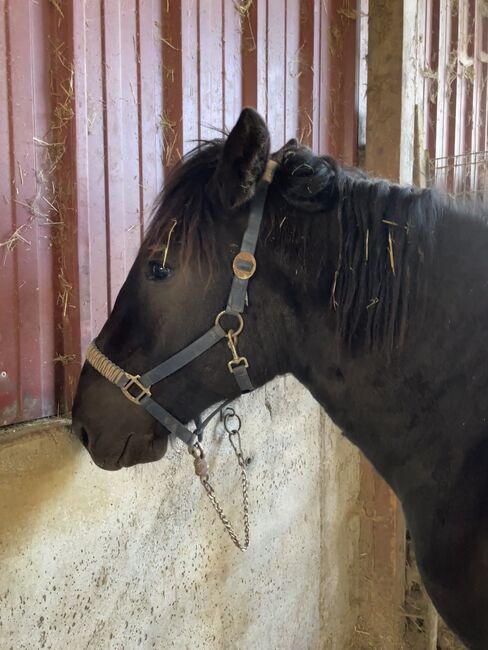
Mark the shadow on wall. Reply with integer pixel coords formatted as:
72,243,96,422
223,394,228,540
0,420,82,557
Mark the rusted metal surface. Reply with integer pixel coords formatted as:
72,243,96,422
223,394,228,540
0,0,359,425
0,1,55,425
419,0,488,200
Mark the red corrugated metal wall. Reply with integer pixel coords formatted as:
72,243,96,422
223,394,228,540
0,0,358,426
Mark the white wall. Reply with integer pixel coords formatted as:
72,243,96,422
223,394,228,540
0,377,361,650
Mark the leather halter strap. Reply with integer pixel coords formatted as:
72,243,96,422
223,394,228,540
86,159,278,448
227,169,271,313
139,324,226,386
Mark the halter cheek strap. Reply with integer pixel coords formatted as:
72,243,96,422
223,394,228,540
85,159,278,448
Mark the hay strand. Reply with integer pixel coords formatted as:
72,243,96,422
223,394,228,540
48,0,64,19
53,353,76,365
0,224,31,253
234,0,253,16
387,229,396,276
162,219,178,267
57,268,72,319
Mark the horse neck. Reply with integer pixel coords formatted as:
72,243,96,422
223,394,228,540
291,201,488,493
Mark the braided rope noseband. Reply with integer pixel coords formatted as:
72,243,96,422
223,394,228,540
86,341,128,387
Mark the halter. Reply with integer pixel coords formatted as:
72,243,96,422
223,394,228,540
84,161,277,550
86,159,277,446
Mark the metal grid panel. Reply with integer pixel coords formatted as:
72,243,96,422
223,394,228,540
0,0,359,425
430,149,488,200
420,0,488,198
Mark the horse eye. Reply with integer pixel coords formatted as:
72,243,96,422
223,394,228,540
147,261,172,281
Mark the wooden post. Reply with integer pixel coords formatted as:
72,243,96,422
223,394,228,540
355,0,419,646
364,0,417,183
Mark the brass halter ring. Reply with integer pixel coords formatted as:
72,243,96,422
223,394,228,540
215,310,244,338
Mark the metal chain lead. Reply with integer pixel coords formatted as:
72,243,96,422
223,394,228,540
189,409,250,552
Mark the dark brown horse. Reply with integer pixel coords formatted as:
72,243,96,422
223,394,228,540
72,108,488,649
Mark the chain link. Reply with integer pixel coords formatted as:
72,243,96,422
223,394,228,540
189,410,250,552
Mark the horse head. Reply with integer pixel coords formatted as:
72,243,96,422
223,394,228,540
72,108,340,469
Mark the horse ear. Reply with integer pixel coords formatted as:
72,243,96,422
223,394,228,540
210,107,270,210
284,138,298,148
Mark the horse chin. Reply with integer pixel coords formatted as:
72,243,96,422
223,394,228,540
122,431,168,468
88,430,169,471
91,458,123,472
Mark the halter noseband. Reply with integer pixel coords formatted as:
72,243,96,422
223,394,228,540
85,160,278,448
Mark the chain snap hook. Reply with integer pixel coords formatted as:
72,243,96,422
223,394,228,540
190,409,250,552
189,442,209,479
228,429,245,463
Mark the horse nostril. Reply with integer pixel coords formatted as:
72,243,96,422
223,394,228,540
80,428,89,448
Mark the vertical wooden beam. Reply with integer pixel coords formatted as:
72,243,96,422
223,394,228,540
241,1,258,108
161,0,183,171
357,0,419,646
364,0,417,182
50,0,82,412
297,0,315,146
364,1,403,177
355,458,406,646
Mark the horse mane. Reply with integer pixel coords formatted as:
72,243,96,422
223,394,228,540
145,139,450,353
333,174,441,352
144,140,224,271
272,144,445,353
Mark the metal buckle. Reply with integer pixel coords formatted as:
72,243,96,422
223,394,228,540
232,251,256,280
228,357,249,373
121,373,151,404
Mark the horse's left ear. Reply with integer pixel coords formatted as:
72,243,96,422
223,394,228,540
210,107,270,210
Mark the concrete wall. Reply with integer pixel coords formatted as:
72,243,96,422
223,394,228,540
0,377,361,650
